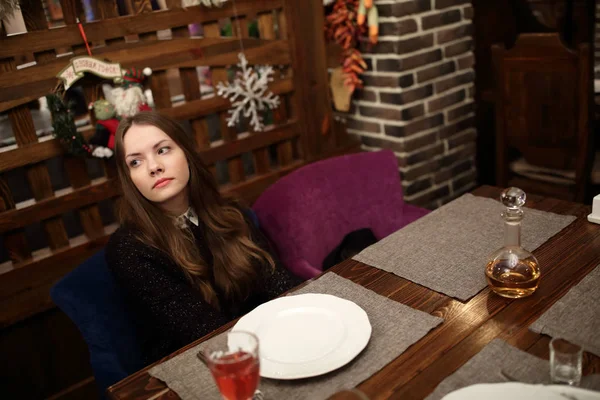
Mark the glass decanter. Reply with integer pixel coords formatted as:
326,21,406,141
485,187,541,298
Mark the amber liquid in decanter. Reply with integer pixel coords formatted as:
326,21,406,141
485,187,541,299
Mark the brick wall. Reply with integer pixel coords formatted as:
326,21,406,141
339,0,477,209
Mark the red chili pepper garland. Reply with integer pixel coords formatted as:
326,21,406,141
325,0,368,90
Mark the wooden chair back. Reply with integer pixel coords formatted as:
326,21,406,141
492,33,593,201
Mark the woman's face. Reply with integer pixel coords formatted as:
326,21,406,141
123,123,190,215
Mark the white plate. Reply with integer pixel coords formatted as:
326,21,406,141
442,382,600,400
231,293,371,380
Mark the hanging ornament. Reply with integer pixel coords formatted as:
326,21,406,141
0,0,20,21
88,99,119,158
50,57,153,158
216,53,280,132
110,67,153,118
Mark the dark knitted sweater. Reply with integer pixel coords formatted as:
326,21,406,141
105,218,301,365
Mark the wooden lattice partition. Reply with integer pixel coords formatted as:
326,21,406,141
0,0,358,398
0,1,359,397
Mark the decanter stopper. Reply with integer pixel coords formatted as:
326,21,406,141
500,187,526,221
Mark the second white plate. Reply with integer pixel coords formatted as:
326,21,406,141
442,382,600,400
232,293,371,380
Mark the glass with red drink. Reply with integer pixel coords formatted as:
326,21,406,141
202,331,260,400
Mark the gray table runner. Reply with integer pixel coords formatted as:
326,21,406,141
353,193,576,301
426,339,600,400
530,264,600,357
149,272,443,400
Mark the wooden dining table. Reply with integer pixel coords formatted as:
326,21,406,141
107,185,600,400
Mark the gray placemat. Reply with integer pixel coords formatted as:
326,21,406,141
353,193,576,301
426,339,600,400
530,264,600,357
426,339,550,400
149,272,443,400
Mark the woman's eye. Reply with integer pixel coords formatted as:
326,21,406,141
158,146,170,155
129,159,140,167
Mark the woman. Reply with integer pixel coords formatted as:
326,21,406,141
105,111,301,365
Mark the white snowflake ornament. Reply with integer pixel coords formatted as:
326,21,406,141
217,53,280,132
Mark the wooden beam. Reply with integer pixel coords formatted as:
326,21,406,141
0,0,284,59
221,160,304,205
284,0,335,160
0,127,95,173
200,121,300,165
0,39,290,112
0,178,120,234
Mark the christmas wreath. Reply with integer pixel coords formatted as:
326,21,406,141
48,57,153,159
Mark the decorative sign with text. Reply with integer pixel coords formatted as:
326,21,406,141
56,56,123,90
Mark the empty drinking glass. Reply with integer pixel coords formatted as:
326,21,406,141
202,331,260,400
549,337,583,386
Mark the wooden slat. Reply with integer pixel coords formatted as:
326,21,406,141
171,18,211,151
200,121,299,165
274,97,294,166
177,64,197,101
149,70,171,109
192,119,211,150
0,176,31,263
0,0,284,58
0,37,286,88
232,16,249,39
97,0,123,48
0,178,120,234
277,6,288,39
128,0,154,14
0,126,96,173
59,0,86,24
257,11,276,39
204,21,245,184
257,11,293,167
63,157,106,240
97,0,120,20
0,39,290,112
8,107,38,146
251,12,276,174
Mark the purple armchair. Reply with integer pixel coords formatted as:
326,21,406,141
252,150,430,280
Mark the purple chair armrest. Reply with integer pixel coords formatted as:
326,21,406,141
286,258,322,281
402,203,431,221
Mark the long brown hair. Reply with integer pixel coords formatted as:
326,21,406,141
114,111,275,308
